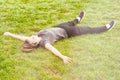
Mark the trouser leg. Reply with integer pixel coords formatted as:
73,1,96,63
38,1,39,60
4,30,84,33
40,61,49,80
75,26,107,36
73,20,115,36
57,19,79,27
57,11,85,27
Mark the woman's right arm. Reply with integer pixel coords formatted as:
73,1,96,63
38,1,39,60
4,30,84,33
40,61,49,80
45,43,72,64
4,32,29,42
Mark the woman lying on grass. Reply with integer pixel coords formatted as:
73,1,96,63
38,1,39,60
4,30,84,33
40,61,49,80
4,11,115,64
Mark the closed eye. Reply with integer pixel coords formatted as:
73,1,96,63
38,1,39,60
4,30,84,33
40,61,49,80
32,42,37,45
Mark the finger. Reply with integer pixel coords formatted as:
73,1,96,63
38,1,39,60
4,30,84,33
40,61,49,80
67,57,72,62
68,59,72,63
66,61,70,64
64,60,69,64
68,57,72,61
65,59,72,64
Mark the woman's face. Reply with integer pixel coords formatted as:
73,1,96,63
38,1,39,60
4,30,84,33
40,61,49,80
26,35,41,47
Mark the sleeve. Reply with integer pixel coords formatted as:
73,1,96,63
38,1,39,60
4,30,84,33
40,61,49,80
38,31,55,48
39,39,53,48
39,39,48,48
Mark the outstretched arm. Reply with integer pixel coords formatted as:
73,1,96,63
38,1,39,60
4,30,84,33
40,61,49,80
4,32,29,42
45,43,72,64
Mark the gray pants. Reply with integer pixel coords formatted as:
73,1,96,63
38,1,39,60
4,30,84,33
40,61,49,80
57,19,107,37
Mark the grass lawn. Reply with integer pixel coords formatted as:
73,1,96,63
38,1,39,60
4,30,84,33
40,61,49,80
0,0,120,80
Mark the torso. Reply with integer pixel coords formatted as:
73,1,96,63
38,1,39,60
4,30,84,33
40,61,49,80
36,28,68,47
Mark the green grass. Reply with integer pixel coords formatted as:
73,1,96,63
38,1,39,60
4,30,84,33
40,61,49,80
0,0,120,80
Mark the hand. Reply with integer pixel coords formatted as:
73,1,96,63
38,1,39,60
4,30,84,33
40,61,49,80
62,56,72,64
4,32,11,36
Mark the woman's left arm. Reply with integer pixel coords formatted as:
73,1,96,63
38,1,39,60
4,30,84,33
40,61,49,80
45,43,72,64
4,32,29,42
